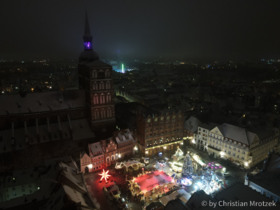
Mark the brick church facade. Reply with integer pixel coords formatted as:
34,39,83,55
78,12,116,139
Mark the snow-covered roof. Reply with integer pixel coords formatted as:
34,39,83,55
0,119,94,154
89,142,104,156
117,160,144,168
115,129,135,147
0,159,60,209
216,123,257,145
0,89,85,115
215,183,272,203
161,189,191,207
0,158,95,210
184,116,200,132
58,161,87,192
249,153,280,196
62,185,87,206
177,189,191,203
160,191,180,206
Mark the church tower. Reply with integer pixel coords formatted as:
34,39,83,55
78,12,115,139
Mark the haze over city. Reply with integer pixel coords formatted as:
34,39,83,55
1,0,280,60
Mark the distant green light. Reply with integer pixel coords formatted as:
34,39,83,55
121,63,125,73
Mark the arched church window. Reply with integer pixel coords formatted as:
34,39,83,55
94,94,99,104
92,70,97,78
106,81,110,89
93,82,98,90
105,69,110,78
100,93,105,104
106,93,111,103
94,109,99,120
101,109,105,119
107,108,112,118
99,82,104,90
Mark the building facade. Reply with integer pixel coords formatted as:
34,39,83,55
195,123,279,168
101,139,118,167
195,125,213,151
88,142,105,172
137,111,184,157
115,129,136,158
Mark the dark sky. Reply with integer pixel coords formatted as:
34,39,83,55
1,0,280,60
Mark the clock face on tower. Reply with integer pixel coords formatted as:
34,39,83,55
84,41,92,50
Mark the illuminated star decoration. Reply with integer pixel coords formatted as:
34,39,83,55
99,169,111,182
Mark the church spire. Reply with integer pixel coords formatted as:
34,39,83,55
84,11,91,37
83,11,93,51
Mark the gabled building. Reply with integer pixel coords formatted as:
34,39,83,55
194,123,216,151
80,129,136,173
89,142,105,172
115,129,136,159
207,123,256,166
101,138,118,167
80,152,92,173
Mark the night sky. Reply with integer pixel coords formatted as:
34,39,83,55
1,0,280,60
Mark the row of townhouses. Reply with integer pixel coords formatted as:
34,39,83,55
80,129,136,173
